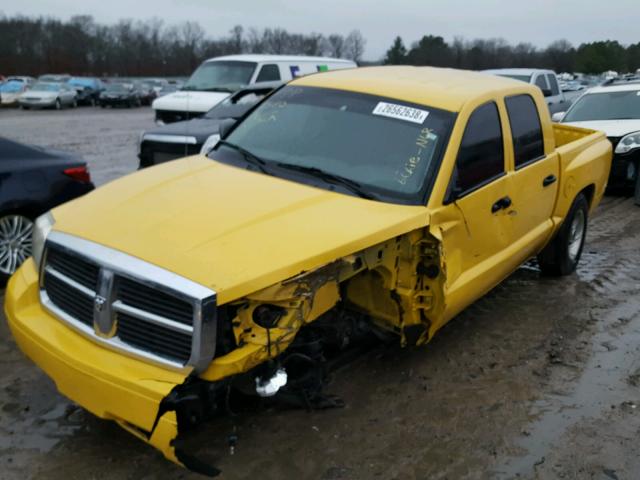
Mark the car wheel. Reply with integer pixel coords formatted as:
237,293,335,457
72,99,78,108
0,214,34,285
537,193,589,276
634,167,640,207
55,98,61,110
90,97,96,107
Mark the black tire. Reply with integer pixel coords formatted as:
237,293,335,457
54,98,61,110
634,166,640,207
72,99,78,108
100,103,106,108
537,193,589,276
90,97,96,107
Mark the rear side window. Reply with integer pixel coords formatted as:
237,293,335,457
546,74,560,95
256,64,281,82
452,102,504,195
534,75,548,90
505,95,544,168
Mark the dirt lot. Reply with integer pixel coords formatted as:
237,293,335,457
1,108,640,480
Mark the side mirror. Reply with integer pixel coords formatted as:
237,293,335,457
541,88,553,97
218,118,237,139
551,111,566,123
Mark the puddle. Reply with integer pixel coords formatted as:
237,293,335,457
493,297,640,478
0,399,83,454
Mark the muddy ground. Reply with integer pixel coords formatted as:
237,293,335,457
1,107,640,479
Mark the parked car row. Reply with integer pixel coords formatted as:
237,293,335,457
0,74,180,110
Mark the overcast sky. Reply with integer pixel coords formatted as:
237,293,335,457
1,0,638,60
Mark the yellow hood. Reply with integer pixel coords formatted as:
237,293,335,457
52,156,429,303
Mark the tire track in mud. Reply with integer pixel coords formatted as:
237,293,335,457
491,196,640,479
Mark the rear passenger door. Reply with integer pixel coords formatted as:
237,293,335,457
504,94,560,260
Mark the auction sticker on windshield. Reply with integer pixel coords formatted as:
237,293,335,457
372,102,429,124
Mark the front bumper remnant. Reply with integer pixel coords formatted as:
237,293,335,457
4,259,222,476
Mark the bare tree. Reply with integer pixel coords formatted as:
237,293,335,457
344,29,366,63
229,25,244,53
326,34,345,58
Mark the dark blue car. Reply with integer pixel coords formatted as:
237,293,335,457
0,137,94,283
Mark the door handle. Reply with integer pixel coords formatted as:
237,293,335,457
491,196,512,213
542,174,557,187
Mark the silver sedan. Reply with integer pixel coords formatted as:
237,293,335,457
18,82,77,110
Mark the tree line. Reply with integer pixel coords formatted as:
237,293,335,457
384,36,640,74
1,13,638,77
0,14,366,77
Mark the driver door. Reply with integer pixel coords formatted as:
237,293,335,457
430,101,515,326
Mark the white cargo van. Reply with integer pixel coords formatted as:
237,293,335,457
152,54,356,123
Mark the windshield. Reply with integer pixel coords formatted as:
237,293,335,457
105,83,129,92
69,78,95,88
30,82,60,92
182,61,256,92
563,90,640,121
0,81,24,93
204,91,267,119
496,74,532,83
219,86,456,204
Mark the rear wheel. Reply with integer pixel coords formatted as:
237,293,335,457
54,98,61,110
537,193,589,276
0,214,34,285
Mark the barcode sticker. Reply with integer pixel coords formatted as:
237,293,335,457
372,102,429,124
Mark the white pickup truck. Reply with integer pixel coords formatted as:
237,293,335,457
152,54,356,124
483,68,570,114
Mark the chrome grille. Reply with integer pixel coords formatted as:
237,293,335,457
39,232,217,373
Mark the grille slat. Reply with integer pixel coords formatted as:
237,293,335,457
117,313,192,362
117,276,193,325
46,248,99,290
43,272,94,326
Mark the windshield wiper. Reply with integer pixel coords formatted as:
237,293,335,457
181,86,234,93
275,163,374,200
217,140,270,173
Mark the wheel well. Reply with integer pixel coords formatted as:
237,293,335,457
0,206,42,221
579,184,596,210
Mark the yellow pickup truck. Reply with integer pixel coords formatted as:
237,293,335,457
5,67,611,474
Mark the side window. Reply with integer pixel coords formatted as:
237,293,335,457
452,102,504,195
505,95,545,168
534,74,548,91
546,74,560,95
256,64,281,82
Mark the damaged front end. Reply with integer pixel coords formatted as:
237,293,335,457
5,225,448,476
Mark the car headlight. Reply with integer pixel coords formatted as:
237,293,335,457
32,211,55,270
615,131,640,155
200,134,220,155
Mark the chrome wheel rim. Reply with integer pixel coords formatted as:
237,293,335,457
0,215,34,275
568,209,586,262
